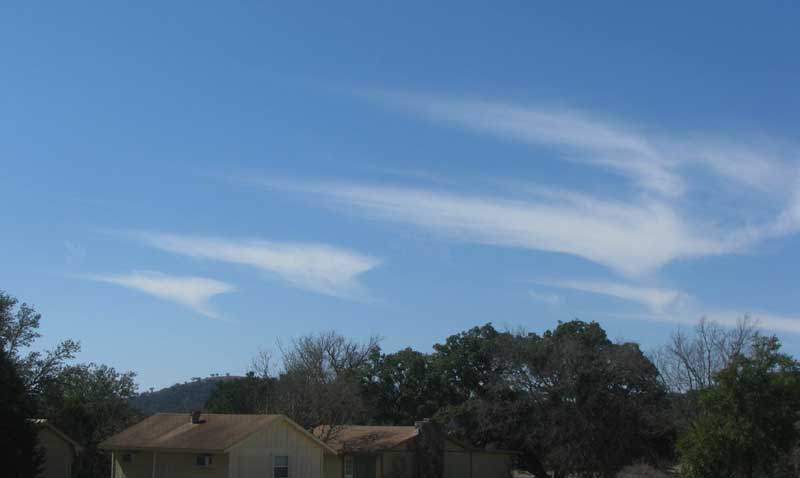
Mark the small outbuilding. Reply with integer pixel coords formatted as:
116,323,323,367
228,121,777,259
32,419,82,478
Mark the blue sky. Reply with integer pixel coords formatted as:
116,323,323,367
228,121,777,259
3,2,800,389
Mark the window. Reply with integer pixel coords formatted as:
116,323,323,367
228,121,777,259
344,456,354,478
273,455,289,478
196,454,213,467
121,453,136,464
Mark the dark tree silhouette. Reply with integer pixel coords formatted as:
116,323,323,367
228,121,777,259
0,345,43,478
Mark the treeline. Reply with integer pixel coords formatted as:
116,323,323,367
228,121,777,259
1,291,141,478
129,375,242,415
3,287,800,478
205,321,800,478
204,323,671,477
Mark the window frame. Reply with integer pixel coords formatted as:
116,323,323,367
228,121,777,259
344,455,354,478
195,454,214,467
273,455,289,478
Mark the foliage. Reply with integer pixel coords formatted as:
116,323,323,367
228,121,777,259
433,321,673,478
0,290,142,478
205,372,274,414
40,363,141,478
218,322,671,477
129,375,241,415
431,324,506,403
0,345,44,478
14,285,800,478
204,332,381,440
362,347,444,425
678,337,800,478
0,291,80,396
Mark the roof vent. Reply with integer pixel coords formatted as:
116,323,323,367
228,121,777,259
190,411,203,424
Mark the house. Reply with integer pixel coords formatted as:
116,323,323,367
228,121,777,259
99,412,517,478
99,412,335,478
31,419,82,478
316,420,517,478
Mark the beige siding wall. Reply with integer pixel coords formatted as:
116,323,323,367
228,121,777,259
324,454,342,478
228,418,323,478
113,451,228,478
443,451,471,478
39,428,75,478
381,451,413,478
472,453,512,478
443,440,465,452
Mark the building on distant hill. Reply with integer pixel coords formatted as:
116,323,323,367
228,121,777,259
31,419,82,478
99,412,517,478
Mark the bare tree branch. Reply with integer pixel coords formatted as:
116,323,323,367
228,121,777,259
653,316,759,392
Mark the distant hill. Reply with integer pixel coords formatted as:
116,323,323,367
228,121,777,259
129,375,244,415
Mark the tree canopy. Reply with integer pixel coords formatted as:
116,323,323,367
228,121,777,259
10,286,796,478
0,291,80,398
678,336,800,478
0,290,140,478
206,321,675,477
434,321,673,478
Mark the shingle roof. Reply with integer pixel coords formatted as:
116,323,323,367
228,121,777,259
313,425,418,453
99,413,281,452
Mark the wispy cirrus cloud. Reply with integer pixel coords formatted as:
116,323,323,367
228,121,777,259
128,233,380,300
366,92,682,197
613,309,800,335
268,180,731,276
256,90,800,279
528,290,562,305
532,278,800,334
536,279,687,313
534,278,800,334
84,271,233,320
361,91,800,200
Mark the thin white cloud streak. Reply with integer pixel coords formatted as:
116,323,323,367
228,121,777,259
526,277,800,334
335,91,800,270
528,290,562,305
84,271,233,320
130,233,381,300
271,180,730,276
746,313,800,335
536,279,686,313
362,91,799,200
615,309,800,335
679,140,795,195
383,95,682,197
772,181,800,236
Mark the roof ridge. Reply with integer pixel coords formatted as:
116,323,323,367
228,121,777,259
153,412,281,416
319,424,417,428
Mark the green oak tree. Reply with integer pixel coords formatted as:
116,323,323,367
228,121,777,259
41,363,141,478
363,347,445,425
439,321,673,478
678,336,800,478
0,291,80,398
205,372,274,414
